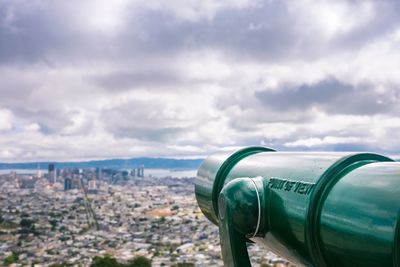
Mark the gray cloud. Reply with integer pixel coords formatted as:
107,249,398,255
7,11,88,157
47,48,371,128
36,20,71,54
119,1,298,61
118,1,400,63
256,79,399,115
0,1,117,66
91,70,183,90
14,109,73,134
4,0,399,67
0,1,73,64
331,1,400,49
101,100,186,142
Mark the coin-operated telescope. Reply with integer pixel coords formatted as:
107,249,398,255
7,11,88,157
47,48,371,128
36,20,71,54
195,147,400,267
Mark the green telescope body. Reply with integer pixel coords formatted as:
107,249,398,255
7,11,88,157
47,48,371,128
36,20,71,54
195,147,400,267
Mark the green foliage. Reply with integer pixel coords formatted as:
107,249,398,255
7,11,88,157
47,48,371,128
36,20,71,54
0,220,19,230
49,219,58,230
260,264,273,267
127,256,151,267
19,218,36,235
4,252,19,265
90,255,151,267
20,218,34,229
171,263,195,267
91,255,120,267
49,263,69,267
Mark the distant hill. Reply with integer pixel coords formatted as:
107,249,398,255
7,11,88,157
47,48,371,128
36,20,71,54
1,156,397,171
0,157,204,170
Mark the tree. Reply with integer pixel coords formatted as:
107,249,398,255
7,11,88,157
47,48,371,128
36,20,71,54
49,219,58,230
91,255,121,267
4,252,19,265
19,217,37,236
127,256,151,267
171,263,194,267
90,255,151,267
49,263,69,267
177,263,194,267
20,218,34,229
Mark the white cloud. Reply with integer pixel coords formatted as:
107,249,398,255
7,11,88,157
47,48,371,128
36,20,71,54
0,109,13,131
285,136,363,148
135,0,256,22
290,0,374,40
23,123,40,132
77,0,131,34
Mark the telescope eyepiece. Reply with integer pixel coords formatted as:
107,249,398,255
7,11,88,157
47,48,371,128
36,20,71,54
218,177,266,238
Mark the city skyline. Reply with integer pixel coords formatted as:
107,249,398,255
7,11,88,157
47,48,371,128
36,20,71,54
1,0,400,162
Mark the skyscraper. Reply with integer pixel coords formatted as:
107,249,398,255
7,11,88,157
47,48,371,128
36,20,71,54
87,179,97,194
36,164,42,178
96,168,102,180
64,177,72,191
137,166,144,177
48,163,56,184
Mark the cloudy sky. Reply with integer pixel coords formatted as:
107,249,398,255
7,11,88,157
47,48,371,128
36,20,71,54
1,0,400,162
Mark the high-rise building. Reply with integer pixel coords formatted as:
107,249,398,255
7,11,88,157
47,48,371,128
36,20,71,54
48,163,54,172
137,166,145,177
122,170,129,180
48,163,56,184
96,168,102,180
87,179,97,193
64,177,72,191
36,164,42,178
72,176,81,189
56,169,61,182
72,168,79,175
